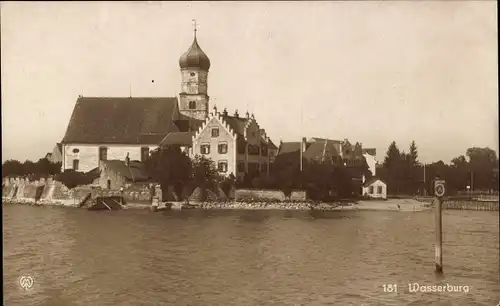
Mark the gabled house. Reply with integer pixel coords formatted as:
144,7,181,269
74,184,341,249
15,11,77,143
362,177,387,199
277,137,375,167
173,107,275,180
98,159,151,190
45,143,62,163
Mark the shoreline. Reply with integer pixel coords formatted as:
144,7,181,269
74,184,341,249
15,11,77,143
2,197,430,212
3,197,497,211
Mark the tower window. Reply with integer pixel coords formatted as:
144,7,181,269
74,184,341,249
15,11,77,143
212,128,219,137
189,101,196,109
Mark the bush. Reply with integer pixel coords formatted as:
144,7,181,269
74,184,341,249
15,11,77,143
54,170,96,189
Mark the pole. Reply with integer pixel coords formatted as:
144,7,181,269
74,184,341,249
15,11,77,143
423,164,426,196
471,171,474,192
435,194,443,274
300,137,303,189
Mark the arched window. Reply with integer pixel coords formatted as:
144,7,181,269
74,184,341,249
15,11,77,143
189,101,196,109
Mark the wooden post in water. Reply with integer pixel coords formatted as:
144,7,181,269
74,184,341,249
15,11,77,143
434,178,446,274
435,196,443,273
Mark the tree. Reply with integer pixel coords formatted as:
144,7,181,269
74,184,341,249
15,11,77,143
451,155,468,168
465,147,498,190
23,160,37,175
408,141,419,167
191,154,220,200
144,146,192,197
2,160,25,177
54,170,95,189
383,142,401,169
35,158,61,176
2,158,61,178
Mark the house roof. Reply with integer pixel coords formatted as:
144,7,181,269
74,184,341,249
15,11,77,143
159,132,195,146
61,96,179,144
268,139,278,150
101,160,150,181
363,177,387,187
362,148,377,156
278,139,341,161
278,142,301,155
222,115,250,136
310,137,342,143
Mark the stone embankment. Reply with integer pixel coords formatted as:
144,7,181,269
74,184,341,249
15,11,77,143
195,201,349,211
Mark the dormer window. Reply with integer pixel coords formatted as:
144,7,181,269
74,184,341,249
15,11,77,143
211,128,219,137
189,101,196,109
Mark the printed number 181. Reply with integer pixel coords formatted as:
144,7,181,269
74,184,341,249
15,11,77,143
383,284,398,293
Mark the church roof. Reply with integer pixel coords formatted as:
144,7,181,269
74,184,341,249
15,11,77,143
61,97,179,144
159,132,195,146
179,36,211,71
174,119,204,132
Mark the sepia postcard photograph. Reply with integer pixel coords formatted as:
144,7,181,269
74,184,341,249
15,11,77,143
1,1,498,305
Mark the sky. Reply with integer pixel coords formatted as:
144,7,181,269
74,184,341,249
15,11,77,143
1,1,498,164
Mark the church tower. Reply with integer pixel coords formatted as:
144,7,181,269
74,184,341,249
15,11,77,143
178,22,211,120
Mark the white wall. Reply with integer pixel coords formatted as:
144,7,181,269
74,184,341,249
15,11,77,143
62,144,158,173
363,180,387,199
363,153,377,176
193,116,237,176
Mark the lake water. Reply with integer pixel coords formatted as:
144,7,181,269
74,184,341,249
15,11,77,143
3,204,499,306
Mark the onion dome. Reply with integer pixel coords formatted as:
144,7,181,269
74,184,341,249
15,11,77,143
179,34,211,71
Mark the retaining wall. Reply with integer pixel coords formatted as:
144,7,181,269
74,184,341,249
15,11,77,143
2,176,154,207
235,189,286,201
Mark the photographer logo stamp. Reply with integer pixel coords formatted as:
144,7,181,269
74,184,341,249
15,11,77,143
19,275,34,290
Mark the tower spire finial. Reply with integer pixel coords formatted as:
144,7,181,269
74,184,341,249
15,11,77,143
192,19,198,38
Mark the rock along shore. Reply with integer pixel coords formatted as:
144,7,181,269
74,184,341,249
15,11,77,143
188,201,352,211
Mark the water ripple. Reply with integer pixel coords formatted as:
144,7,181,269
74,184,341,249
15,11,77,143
3,205,499,305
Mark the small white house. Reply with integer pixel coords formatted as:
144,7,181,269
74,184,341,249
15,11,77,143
362,177,387,199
